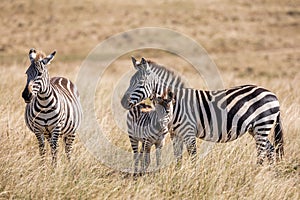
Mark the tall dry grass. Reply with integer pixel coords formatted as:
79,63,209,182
0,58,299,199
0,0,299,199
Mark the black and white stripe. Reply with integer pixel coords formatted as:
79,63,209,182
22,48,82,165
127,91,175,173
121,57,284,165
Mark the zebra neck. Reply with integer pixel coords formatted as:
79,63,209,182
154,77,184,96
152,112,163,131
36,84,58,105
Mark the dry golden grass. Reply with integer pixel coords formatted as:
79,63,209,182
0,0,299,199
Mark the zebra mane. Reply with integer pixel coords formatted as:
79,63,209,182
147,60,186,88
35,51,46,61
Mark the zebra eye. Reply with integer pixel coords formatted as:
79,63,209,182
140,79,145,85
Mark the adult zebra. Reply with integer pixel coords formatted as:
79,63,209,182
121,57,284,165
22,48,82,165
127,90,175,173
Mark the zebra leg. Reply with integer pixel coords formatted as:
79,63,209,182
139,142,145,173
266,140,275,165
172,135,183,168
64,133,75,162
184,135,197,162
142,141,152,173
183,127,197,163
155,141,163,168
129,137,139,174
50,128,60,167
35,133,46,159
253,131,270,165
45,134,51,144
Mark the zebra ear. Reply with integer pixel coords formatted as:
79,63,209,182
166,89,175,103
42,50,56,65
131,56,138,69
141,57,150,71
149,92,154,101
168,91,173,100
29,48,37,62
141,57,147,64
153,93,157,100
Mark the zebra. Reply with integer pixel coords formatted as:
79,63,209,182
22,48,82,165
121,57,284,165
127,90,175,173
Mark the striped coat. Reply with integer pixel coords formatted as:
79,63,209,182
22,49,82,165
127,91,175,173
121,57,284,165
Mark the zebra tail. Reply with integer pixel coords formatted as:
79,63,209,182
275,113,284,161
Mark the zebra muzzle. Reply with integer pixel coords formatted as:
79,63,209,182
22,87,33,103
121,94,134,109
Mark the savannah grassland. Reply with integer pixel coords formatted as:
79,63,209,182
0,0,299,199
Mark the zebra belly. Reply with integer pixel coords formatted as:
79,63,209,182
199,128,246,143
133,131,162,144
25,111,62,133
25,104,79,135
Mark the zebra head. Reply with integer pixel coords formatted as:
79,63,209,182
22,48,56,103
121,57,157,109
153,90,175,115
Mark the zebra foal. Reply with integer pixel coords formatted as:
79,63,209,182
127,90,175,173
22,48,82,165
